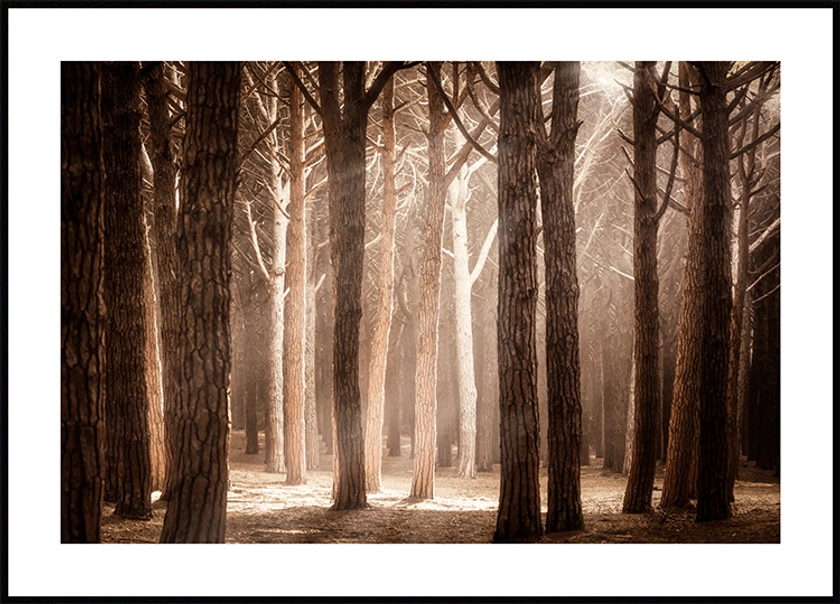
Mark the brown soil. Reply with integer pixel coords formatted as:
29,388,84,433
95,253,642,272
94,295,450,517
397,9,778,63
101,429,780,544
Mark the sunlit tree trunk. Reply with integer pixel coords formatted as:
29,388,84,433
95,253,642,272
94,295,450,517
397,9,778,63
265,79,289,475
410,62,447,500
305,199,320,471
536,61,584,531
283,74,307,485
695,61,733,522
449,167,479,479
61,61,106,543
159,61,240,543
365,78,398,492
143,62,180,501
143,209,167,494
101,61,153,519
493,61,543,543
138,137,167,495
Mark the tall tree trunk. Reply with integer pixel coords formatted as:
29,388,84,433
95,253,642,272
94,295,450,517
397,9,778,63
101,61,153,520
623,61,661,514
319,61,371,509
695,61,733,522
450,166,479,479
537,61,584,531
159,61,240,543
493,61,543,543
144,215,167,494
410,62,448,500
661,62,703,509
365,78,399,492
265,82,289,474
61,61,106,543
138,157,167,495
283,75,307,485
305,199,321,471
143,62,180,501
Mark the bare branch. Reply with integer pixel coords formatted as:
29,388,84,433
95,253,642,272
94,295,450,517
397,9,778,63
749,216,780,254
238,116,282,171
472,61,499,95
470,218,498,285
428,64,497,165
730,122,780,160
283,61,321,115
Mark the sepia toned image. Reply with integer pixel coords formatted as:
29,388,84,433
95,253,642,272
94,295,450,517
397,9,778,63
61,59,781,546
7,4,834,600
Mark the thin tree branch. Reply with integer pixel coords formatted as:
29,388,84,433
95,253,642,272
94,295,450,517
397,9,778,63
470,218,498,285
730,122,780,160
283,61,321,115
749,216,780,254
428,64,497,164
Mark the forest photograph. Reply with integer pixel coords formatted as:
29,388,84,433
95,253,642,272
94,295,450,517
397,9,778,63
6,6,834,600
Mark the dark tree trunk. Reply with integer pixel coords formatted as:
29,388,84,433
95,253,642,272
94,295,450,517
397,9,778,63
318,61,373,509
61,62,106,543
159,61,241,543
410,62,448,500
493,61,543,543
623,62,661,514
143,62,181,501
536,61,584,532
747,233,780,472
101,61,153,520
695,61,733,522
661,62,703,509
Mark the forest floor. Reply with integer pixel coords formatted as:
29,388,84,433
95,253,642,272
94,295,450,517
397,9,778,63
102,430,780,544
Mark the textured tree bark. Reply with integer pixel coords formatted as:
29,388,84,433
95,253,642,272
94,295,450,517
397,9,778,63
143,62,180,501
623,62,661,514
410,62,448,501
661,62,703,509
62,62,106,543
695,61,733,522
365,78,399,492
101,61,153,520
319,61,371,509
493,61,544,543
159,61,240,543
140,193,167,494
726,91,766,498
537,61,584,531
283,76,307,485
